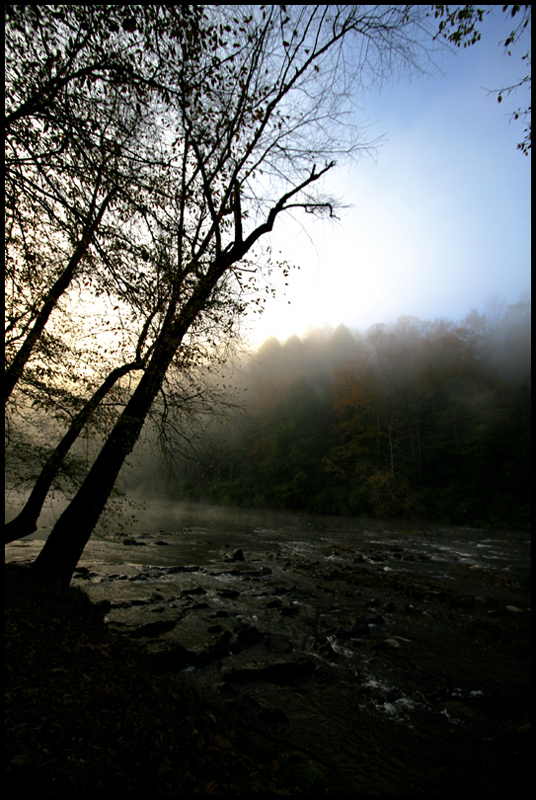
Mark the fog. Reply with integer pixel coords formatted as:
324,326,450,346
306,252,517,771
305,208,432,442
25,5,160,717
116,297,531,530
5,297,531,536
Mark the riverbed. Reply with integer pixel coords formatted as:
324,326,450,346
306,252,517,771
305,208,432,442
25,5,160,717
5,506,531,794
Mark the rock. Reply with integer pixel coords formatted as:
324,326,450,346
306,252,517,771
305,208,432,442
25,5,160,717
149,644,196,673
258,707,289,725
367,614,385,625
218,589,240,599
235,623,265,645
267,633,293,654
242,568,272,579
230,548,245,561
163,565,200,574
213,568,243,578
94,600,112,615
129,619,177,639
223,658,315,686
115,598,150,607
280,604,300,617
121,538,146,546
374,638,401,650
180,586,207,597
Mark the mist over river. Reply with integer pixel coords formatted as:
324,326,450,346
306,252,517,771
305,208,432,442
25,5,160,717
5,503,531,794
4,500,531,573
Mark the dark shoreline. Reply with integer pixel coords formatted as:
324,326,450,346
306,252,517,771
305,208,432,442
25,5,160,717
6,562,315,795
5,519,531,795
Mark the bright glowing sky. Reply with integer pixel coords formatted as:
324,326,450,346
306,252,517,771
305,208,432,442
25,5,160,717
245,10,531,347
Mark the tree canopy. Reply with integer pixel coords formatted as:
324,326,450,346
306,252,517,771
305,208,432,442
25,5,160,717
6,5,444,587
431,4,531,154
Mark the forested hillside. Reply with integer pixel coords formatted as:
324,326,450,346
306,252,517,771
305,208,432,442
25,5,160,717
172,303,530,528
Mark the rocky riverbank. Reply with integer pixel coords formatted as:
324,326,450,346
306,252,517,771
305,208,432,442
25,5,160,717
5,562,327,796
6,521,532,794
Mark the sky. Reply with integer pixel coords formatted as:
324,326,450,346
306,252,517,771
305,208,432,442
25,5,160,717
244,9,531,347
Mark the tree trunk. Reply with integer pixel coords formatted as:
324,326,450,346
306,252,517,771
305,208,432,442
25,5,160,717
31,264,226,588
31,335,176,589
29,175,314,587
5,361,142,544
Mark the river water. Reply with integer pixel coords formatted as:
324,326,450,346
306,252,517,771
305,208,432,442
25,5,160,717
5,503,531,794
5,501,530,573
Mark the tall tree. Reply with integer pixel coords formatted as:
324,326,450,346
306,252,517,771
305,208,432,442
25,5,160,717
19,5,436,588
5,5,204,403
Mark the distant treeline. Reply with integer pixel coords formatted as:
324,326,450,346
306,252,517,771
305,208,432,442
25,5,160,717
167,305,531,528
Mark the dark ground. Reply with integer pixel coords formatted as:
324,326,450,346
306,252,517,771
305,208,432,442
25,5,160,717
5,563,315,795
5,531,532,796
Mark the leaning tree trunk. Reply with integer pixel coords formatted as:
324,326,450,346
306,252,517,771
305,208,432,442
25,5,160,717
31,333,178,589
30,178,305,588
31,259,231,589
5,360,142,544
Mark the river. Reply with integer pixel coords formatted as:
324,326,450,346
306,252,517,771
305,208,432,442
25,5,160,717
5,503,531,794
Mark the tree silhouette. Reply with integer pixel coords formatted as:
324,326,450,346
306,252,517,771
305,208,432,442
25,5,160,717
7,6,437,587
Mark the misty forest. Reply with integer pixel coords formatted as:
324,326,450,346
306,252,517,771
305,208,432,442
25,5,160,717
145,307,531,527
5,7,531,570
5,5,531,796
7,297,532,532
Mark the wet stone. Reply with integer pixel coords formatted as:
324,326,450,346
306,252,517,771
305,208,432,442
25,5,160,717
130,619,177,639
267,633,293,654
149,644,196,674
61,521,530,795
180,586,207,597
218,589,240,599
280,604,300,617
222,658,315,686
234,623,265,645
207,624,223,634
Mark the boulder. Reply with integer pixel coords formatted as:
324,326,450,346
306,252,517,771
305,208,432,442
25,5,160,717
129,619,177,639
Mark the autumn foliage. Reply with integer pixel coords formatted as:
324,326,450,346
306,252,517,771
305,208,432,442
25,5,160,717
182,311,530,528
